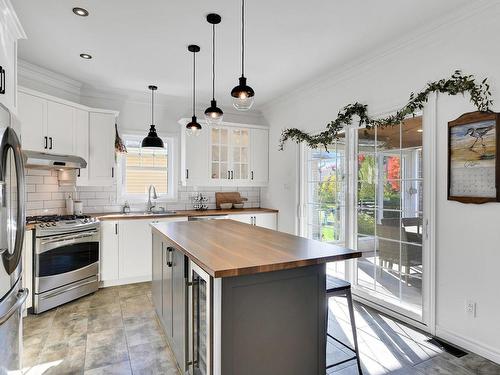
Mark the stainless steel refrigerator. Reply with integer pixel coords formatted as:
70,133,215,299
0,103,28,375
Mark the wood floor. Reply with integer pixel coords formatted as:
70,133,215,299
21,282,500,375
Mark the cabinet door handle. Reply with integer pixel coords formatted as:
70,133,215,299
186,169,189,180
77,169,81,178
231,170,234,179
251,171,254,180
166,247,173,267
44,136,48,149
227,170,230,180
115,223,118,235
0,66,5,95
49,137,53,150
111,167,114,178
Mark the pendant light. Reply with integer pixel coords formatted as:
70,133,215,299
141,85,164,149
186,45,202,136
204,13,223,125
231,0,254,111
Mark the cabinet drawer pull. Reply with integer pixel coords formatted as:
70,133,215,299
44,136,48,149
0,66,5,95
49,137,53,150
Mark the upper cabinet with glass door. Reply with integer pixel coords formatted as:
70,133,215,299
180,119,269,187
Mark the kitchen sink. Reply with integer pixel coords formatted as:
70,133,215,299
123,210,177,216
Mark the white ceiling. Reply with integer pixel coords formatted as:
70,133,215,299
14,0,470,109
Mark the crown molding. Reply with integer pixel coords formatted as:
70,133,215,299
1,0,27,39
18,59,83,99
261,0,498,113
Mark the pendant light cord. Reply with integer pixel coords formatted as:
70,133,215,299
151,88,154,125
193,51,196,116
212,24,216,101
241,0,245,77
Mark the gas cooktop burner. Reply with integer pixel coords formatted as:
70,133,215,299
27,214,91,224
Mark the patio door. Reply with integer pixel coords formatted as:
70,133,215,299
354,117,424,321
300,115,429,324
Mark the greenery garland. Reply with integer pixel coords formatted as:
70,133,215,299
278,70,493,150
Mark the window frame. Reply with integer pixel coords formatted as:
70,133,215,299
117,132,178,203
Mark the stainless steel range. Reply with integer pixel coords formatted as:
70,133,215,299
29,215,100,314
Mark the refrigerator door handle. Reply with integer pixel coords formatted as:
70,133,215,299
0,124,26,275
0,288,28,325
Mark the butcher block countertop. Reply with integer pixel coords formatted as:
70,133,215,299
151,219,361,278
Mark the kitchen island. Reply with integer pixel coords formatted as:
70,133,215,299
151,219,361,375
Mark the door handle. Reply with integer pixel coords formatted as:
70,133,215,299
111,167,114,178
0,66,5,95
115,223,118,235
49,137,53,150
0,288,28,325
227,170,230,179
231,170,234,179
186,169,189,180
251,171,254,180
44,136,48,149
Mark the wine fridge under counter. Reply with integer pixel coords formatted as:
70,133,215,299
32,216,100,314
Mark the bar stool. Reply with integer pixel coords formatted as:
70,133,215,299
326,275,362,374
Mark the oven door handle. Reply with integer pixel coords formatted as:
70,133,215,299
38,233,98,254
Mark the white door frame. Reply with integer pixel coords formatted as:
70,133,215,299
298,100,437,334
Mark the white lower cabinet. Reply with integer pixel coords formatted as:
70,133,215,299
100,217,187,286
228,212,277,230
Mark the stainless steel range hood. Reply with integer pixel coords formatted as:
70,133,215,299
23,151,87,170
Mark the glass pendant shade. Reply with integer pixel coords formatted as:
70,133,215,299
141,125,164,148
141,85,164,149
204,100,223,125
231,76,255,111
186,116,202,137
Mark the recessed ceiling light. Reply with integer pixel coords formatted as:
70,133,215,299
72,7,89,17
80,53,92,59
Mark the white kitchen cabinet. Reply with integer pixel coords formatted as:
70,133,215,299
181,124,209,186
0,2,25,114
100,221,119,283
100,217,187,286
250,128,269,185
18,91,46,151
74,109,89,185
47,100,75,154
88,112,116,186
180,119,269,187
228,212,277,230
118,219,154,281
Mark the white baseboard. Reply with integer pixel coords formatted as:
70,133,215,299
435,325,500,364
100,276,151,288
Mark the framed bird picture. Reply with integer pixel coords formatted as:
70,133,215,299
448,111,500,203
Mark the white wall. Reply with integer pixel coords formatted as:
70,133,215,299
261,0,500,363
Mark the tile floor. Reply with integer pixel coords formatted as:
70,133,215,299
21,282,500,375
22,282,179,375
326,297,500,375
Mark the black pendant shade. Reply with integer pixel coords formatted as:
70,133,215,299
141,85,164,149
231,76,255,99
186,116,202,131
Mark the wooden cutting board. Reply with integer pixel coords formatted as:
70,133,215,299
215,192,248,209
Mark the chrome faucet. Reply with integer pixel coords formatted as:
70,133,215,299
147,185,158,212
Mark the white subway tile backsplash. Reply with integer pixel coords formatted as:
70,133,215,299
28,192,52,201
79,192,96,199
27,169,51,176
43,176,59,185
26,185,36,193
36,184,59,193
26,201,43,210
26,176,44,184
51,192,65,200
44,200,66,209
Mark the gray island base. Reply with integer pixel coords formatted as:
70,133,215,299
151,219,361,375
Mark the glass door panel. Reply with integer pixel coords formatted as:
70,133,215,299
230,129,249,181
303,137,346,279
210,128,229,181
355,117,423,318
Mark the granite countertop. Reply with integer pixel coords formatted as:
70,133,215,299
151,219,361,278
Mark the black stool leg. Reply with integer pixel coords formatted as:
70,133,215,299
346,289,362,374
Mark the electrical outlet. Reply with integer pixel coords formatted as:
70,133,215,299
465,300,477,318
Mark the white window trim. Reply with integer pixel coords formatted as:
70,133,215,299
117,131,178,204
